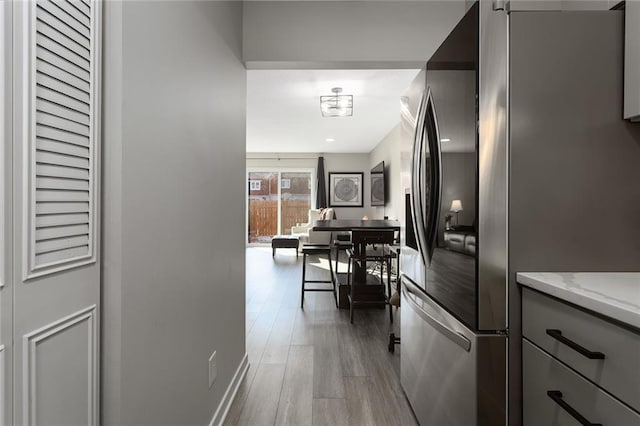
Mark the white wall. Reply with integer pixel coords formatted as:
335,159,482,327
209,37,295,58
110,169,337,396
247,153,373,221
103,2,246,425
243,1,466,69
324,153,374,219
369,124,402,221
246,154,317,173
246,133,406,225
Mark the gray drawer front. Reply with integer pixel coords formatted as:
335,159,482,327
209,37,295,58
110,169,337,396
523,340,640,426
522,287,640,410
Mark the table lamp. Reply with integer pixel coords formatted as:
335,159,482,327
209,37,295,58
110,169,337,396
450,199,463,225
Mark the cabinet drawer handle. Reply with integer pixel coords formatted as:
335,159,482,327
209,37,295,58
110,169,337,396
545,329,605,359
547,391,602,426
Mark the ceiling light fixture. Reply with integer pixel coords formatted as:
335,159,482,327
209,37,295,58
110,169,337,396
325,138,335,142
320,87,353,118
440,138,451,142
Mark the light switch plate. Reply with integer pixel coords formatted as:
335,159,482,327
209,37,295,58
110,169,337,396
209,351,217,388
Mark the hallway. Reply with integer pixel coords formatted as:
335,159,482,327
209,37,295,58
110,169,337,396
225,248,417,426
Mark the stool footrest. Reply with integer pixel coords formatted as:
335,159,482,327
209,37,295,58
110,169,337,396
302,244,331,251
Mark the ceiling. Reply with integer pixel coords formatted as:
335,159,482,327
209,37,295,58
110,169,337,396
246,69,420,153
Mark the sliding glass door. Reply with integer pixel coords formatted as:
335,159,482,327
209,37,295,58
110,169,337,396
247,171,278,243
247,169,313,244
280,171,312,237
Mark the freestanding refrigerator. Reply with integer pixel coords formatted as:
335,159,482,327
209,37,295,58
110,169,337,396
399,2,640,425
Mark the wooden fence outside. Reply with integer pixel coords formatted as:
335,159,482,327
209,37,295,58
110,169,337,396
248,199,310,243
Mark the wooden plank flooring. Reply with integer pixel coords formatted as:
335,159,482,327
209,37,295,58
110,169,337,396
225,247,417,426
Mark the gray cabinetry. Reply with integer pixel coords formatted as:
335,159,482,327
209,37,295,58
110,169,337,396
523,340,640,426
522,287,640,425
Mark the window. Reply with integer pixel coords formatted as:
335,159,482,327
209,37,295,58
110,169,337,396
247,170,312,243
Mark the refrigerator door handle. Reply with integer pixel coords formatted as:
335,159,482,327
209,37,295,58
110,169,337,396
424,89,443,263
403,277,471,352
411,89,442,266
410,89,430,265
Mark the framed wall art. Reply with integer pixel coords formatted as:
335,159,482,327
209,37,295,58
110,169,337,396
328,172,363,207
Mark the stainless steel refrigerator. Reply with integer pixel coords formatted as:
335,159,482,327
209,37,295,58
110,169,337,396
399,2,640,425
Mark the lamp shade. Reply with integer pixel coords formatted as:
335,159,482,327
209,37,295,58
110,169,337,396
450,199,463,212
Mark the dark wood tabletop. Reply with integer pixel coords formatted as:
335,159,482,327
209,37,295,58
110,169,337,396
311,219,401,231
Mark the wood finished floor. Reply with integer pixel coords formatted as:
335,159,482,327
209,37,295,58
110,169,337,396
225,247,418,426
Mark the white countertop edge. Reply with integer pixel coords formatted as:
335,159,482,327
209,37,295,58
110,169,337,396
517,272,640,330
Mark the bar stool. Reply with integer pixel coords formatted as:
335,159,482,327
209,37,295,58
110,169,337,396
301,245,337,309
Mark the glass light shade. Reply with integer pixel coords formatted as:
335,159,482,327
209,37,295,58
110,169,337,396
320,94,353,117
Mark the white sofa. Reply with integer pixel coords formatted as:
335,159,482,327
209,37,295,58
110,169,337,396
291,208,334,246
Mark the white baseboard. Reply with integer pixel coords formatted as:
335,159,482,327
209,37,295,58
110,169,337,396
209,353,249,426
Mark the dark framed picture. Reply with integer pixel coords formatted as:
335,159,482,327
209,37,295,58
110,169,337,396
328,172,363,207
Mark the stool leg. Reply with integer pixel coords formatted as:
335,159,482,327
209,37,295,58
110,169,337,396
301,253,307,309
328,252,337,308
396,255,401,301
272,247,276,257
387,258,393,323
350,274,355,324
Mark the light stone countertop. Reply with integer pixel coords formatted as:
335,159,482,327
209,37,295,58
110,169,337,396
516,272,640,329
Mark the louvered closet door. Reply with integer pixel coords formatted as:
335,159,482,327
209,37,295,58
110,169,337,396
12,1,101,424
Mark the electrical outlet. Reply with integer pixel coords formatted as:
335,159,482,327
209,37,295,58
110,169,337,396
208,351,217,388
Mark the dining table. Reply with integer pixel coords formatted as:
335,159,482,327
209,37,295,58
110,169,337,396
312,219,401,284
